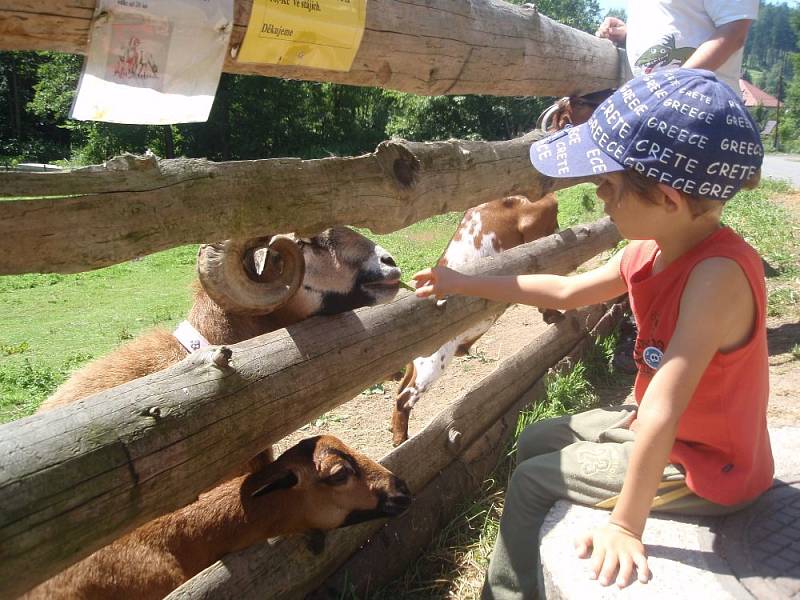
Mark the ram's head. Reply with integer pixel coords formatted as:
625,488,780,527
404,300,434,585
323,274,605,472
197,228,401,317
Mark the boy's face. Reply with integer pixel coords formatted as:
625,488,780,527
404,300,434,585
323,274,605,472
596,173,665,240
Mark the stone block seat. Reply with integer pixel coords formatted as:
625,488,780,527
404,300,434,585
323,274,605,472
539,427,800,599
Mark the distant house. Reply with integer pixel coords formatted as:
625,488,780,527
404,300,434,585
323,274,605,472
738,79,782,136
739,79,781,108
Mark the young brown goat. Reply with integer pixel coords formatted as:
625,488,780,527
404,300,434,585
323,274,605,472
22,435,411,600
391,194,559,445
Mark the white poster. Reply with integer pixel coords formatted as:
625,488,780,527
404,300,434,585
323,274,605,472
71,0,233,124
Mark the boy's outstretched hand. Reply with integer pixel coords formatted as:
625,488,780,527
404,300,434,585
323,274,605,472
575,522,652,588
412,266,463,299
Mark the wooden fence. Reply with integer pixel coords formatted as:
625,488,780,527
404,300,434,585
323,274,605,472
0,1,626,597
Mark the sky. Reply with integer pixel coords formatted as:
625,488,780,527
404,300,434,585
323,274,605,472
597,0,800,16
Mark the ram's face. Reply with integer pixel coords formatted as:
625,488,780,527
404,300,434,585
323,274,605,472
290,227,401,317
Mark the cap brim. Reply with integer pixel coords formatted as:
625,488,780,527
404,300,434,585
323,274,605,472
529,123,625,179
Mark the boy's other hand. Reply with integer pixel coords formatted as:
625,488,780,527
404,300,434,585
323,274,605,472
412,266,461,299
595,17,627,44
575,522,651,588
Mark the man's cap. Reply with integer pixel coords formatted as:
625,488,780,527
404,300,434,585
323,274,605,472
529,69,763,201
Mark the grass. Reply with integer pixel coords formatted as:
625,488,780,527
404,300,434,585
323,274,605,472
0,246,197,422
722,179,799,319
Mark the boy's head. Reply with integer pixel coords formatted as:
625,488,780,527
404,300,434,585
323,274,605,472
530,69,764,205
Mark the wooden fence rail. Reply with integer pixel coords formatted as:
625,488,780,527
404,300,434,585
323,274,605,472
0,133,597,275
169,300,623,599
0,0,623,97
312,300,626,599
0,217,620,598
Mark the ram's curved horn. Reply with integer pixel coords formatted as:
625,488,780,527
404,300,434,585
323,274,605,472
197,235,305,315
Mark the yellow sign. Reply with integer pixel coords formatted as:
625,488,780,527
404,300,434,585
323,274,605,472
238,0,366,72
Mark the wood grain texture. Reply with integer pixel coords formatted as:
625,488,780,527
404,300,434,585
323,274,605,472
0,0,623,96
0,134,600,275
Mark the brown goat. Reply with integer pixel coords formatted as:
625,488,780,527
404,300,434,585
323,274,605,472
391,194,559,445
22,435,412,600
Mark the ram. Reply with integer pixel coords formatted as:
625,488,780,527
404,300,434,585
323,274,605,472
40,228,401,411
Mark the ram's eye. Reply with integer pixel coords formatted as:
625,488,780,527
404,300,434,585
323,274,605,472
324,465,351,486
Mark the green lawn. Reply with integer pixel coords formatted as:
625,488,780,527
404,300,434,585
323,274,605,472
1,180,796,425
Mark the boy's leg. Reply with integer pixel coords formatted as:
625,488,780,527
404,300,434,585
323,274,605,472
517,405,636,463
516,406,636,462
484,435,635,600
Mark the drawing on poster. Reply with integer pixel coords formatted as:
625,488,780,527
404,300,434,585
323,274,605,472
106,17,171,90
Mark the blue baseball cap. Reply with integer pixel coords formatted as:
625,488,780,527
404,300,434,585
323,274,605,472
530,69,763,201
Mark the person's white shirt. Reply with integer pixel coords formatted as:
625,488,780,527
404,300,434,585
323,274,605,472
626,0,759,91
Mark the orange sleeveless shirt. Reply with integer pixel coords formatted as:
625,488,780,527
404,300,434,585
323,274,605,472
620,227,773,505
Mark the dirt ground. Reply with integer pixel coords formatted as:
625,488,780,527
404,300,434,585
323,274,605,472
279,192,800,458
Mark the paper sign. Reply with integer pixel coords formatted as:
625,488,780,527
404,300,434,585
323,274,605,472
71,0,233,124
237,0,366,72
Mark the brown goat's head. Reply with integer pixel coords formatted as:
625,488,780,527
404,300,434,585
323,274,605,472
197,227,400,318
246,435,412,534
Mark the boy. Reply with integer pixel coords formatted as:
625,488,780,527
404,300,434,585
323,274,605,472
412,70,772,599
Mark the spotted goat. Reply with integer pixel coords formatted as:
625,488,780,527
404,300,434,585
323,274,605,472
391,194,559,445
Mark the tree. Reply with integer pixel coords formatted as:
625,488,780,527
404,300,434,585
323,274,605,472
387,0,603,143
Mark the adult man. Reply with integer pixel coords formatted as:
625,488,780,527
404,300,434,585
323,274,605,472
597,1,758,92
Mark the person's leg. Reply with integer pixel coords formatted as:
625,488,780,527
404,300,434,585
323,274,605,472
484,435,636,600
516,405,636,463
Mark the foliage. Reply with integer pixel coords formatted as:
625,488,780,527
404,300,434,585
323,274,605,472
0,52,70,164
744,2,799,75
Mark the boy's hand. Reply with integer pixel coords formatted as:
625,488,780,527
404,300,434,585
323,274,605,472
595,17,627,43
575,522,651,588
411,266,463,299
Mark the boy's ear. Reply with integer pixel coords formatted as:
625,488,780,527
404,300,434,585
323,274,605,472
656,183,684,214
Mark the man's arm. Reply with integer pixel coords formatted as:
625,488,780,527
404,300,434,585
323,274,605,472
412,248,627,310
683,20,753,71
577,256,757,587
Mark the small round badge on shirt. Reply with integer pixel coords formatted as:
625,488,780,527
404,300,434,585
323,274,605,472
642,346,664,370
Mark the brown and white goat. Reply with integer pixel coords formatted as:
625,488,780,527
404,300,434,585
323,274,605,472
22,435,412,600
391,194,559,446
40,227,401,412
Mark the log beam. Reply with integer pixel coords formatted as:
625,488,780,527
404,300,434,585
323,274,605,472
0,134,598,275
0,0,623,97
169,302,620,599
0,218,619,598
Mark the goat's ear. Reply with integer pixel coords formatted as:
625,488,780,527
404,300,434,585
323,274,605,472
252,470,299,497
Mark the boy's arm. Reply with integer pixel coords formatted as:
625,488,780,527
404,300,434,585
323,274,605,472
413,248,627,310
682,19,753,72
577,257,757,588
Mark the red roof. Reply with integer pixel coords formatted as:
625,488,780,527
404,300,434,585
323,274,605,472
739,79,781,108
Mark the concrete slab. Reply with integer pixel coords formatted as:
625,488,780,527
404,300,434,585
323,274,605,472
539,427,800,599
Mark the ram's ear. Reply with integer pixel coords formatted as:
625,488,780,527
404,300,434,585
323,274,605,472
251,470,299,497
